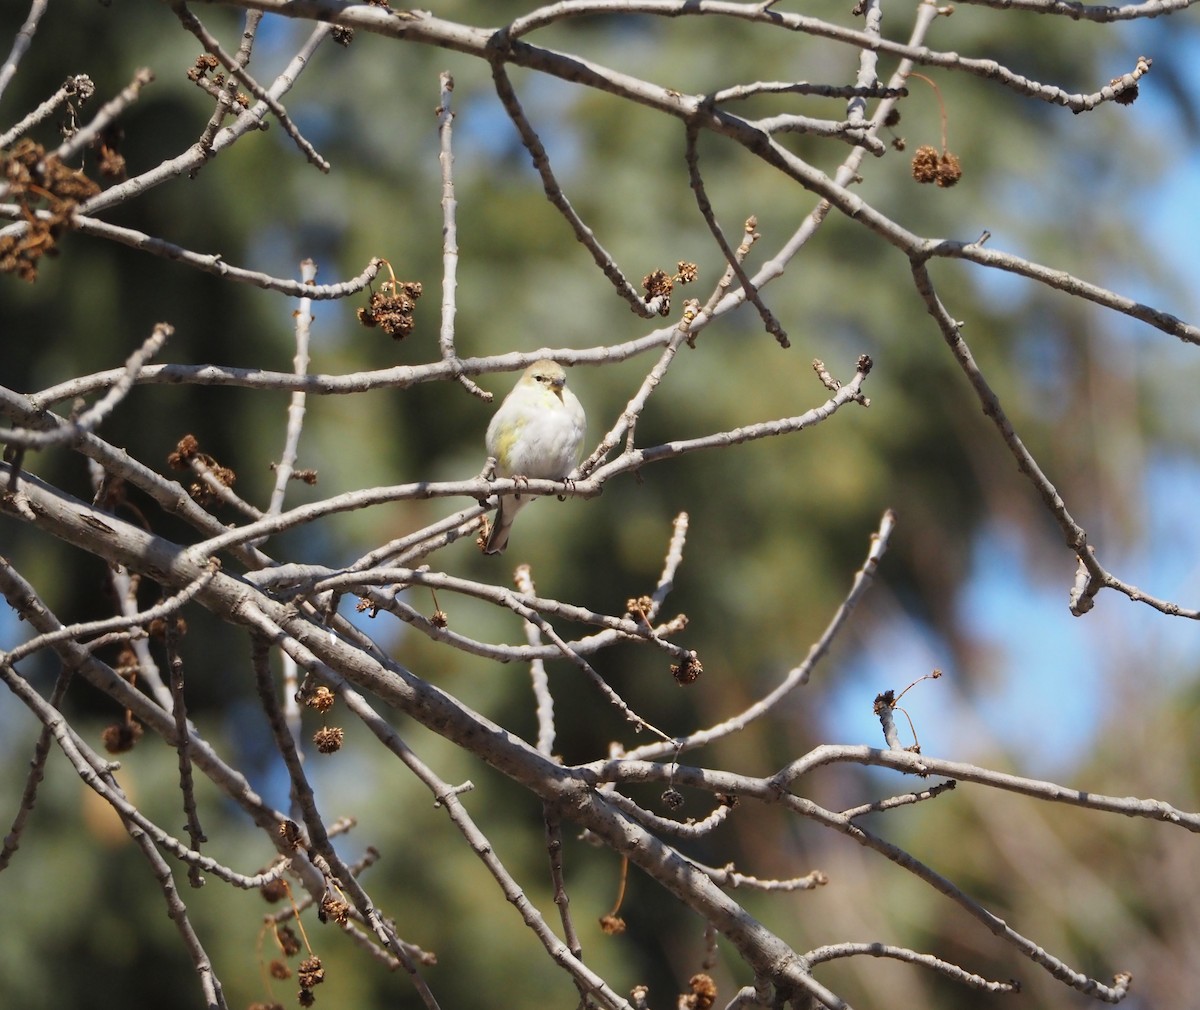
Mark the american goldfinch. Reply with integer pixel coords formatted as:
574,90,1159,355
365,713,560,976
484,359,586,555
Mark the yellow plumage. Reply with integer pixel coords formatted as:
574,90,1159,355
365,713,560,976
484,359,586,555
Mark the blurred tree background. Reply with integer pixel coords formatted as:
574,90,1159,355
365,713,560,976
2,2,1200,1009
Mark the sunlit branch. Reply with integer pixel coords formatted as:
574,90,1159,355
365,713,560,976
167,2,333,171
623,508,895,763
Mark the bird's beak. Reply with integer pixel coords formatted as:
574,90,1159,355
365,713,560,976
551,379,565,401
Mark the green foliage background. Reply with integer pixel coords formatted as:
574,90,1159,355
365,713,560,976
2,3,1199,1009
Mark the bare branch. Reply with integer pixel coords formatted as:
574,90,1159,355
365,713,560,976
71,216,384,298
488,55,657,317
805,943,1020,995
53,67,154,164
4,2,1197,1005
624,508,895,762
684,122,789,347
0,70,88,148
435,71,489,399
167,1,332,171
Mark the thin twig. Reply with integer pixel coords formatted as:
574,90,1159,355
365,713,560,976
542,806,591,1004
266,258,317,517
0,1,48,103
0,661,73,871
168,1,332,171
435,71,489,399
950,0,1193,22
72,216,384,298
2,559,219,667
0,70,88,149
804,942,1020,994
587,754,1147,1001
0,657,286,889
710,81,907,103
487,54,657,318
54,68,155,164
247,629,444,1010
684,123,788,348
0,559,321,894
622,508,893,763
514,564,557,757
910,260,1200,619
245,611,632,1010
212,0,1156,113
165,614,208,888
697,861,828,893
604,789,735,838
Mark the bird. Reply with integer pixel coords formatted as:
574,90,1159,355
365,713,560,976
484,358,586,555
